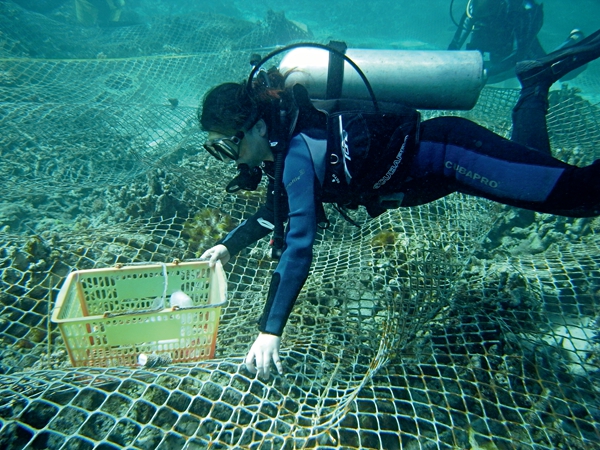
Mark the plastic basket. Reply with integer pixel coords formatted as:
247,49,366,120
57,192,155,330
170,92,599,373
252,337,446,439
51,261,227,367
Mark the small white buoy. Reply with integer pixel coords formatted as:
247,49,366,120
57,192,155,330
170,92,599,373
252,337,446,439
170,290,193,308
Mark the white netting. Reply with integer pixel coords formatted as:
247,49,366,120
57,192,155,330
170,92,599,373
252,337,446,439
1,1,600,449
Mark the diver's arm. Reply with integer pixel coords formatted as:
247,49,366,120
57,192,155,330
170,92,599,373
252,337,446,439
200,177,277,267
200,209,273,267
211,180,277,257
245,135,318,377
258,136,317,336
245,333,283,378
200,244,230,268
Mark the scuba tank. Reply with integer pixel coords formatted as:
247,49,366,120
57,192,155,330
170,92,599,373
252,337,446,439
278,47,485,110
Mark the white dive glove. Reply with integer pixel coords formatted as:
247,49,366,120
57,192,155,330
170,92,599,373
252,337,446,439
200,244,230,268
245,332,283,379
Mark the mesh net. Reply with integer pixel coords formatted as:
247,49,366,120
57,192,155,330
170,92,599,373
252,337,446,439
1,2,600,449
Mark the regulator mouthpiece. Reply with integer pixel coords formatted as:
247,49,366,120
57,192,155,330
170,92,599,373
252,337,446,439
226,163,263,193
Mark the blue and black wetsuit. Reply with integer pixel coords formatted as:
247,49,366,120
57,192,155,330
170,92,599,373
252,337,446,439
218,88,600,337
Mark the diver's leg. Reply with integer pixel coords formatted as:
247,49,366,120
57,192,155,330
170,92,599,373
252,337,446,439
511,28,600,154
413,117,600,217
544,160,600,216
554,29,587,81
516,28,600,89
510,82,551,154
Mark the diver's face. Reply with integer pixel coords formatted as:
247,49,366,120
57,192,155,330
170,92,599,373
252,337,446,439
206,120,273,167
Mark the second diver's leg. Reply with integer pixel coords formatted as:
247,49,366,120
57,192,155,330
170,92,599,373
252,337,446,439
511,28,600,154
516,28,600,89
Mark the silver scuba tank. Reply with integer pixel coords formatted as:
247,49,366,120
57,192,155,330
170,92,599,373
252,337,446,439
278,48,485,110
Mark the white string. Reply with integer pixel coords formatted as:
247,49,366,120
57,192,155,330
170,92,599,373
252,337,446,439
160,262,168,309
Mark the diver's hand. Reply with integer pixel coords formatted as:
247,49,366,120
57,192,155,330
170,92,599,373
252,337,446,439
200,244,230,268
245,333,283,378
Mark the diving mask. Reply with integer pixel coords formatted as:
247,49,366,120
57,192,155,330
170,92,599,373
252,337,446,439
203,131,244,161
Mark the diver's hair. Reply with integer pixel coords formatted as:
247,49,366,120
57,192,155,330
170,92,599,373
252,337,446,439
199,68,286,134
199,83,252,134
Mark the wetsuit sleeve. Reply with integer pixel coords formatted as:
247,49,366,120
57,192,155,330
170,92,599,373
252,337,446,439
258,135,318,336
217,180,276,256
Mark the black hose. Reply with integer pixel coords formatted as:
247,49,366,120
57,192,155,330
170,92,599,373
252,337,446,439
269,97,286,259
450,0,468,28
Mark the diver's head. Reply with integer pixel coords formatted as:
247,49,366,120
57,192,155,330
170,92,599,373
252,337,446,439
470,0,506,19
204,120,272,168
199,82,275,167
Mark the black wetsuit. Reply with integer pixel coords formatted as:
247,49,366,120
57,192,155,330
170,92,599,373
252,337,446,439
449,0,545,83
218,87,600,337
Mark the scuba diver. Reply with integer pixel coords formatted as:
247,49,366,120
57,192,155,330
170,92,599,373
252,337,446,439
448,0,585,83
75,0,125,26
199,29,600,378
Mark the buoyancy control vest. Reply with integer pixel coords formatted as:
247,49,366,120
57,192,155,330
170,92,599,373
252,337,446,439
289,84,421,218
